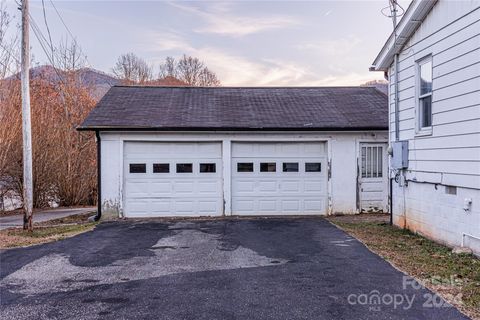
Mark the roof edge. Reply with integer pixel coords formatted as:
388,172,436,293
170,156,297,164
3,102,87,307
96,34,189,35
77,126,389,132
109,85,384,89
371,0,438,71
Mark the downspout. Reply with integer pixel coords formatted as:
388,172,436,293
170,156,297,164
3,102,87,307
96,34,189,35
394,53,400,142
94,130,102,221
391,54,400,226
389,176,393,225
392,2,400,226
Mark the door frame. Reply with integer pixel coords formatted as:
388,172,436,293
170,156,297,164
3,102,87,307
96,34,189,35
356,140,389,213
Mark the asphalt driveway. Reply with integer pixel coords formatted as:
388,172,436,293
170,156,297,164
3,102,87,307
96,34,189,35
0,218,469,320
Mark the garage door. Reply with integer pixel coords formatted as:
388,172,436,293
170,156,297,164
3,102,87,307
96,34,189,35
123,142,223,217
231,142,328,215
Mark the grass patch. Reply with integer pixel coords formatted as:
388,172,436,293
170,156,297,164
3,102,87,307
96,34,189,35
327,215,480,319
0,221,97,249
37,211,95,226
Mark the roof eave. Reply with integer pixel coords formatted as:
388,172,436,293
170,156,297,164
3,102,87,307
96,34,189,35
77,126,388,132
371,0,438,72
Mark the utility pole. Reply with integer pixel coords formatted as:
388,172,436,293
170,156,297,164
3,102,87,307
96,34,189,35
21,0,33,231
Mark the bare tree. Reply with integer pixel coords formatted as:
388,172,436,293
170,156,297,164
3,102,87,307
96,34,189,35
55,39,86,72
0,1,19,80
158,54,220,87
1,37,97,212
159,56,177,79
198,67,220,87
112,52,153,84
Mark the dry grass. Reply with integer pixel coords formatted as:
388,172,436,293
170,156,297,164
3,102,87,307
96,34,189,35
327,214,480,319
0,213,97,249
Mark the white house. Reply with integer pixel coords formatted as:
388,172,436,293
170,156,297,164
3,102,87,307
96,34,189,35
371,0,480,253
79,86,388,219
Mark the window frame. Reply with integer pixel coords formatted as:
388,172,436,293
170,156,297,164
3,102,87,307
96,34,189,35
237,162,254,173
129,163,147,174
260,162,276,173
416,55,433,135
153,163,170,173
305,162,322,173
199,163,216,173
282,162,299,172
176,163,193,173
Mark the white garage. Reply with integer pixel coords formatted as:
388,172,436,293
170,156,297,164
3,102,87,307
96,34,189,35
231,142,327,215
79,86,389,219
123,142,223,217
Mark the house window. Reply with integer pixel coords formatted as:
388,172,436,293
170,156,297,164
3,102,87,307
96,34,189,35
153,163,169,173
283,162,299,172
417,57,433,130
237,163,254,172
260,162,276,172
176,163,193,173
129,163,146,173
200,163,216,173
305,162,321,172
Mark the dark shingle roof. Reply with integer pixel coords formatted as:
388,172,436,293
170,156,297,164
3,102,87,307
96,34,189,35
78,86,387,131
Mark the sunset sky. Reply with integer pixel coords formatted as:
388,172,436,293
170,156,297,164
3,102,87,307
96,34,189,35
5,0,411,86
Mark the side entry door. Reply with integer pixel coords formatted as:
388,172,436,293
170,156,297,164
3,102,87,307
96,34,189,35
358,143,388,212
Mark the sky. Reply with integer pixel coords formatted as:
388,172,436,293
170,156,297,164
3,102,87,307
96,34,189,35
4,0,411,86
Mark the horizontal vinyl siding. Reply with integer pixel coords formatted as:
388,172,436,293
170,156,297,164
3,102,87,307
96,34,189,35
409,146,480,161
389,1,480,189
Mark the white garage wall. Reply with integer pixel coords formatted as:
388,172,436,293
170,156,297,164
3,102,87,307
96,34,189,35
99,131,388,217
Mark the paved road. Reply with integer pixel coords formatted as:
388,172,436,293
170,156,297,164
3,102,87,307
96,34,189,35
0,218,469,320
0,207,96,230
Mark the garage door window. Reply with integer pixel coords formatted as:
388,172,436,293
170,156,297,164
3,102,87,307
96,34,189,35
200,163,216,173
283,162,299,172
260,162,276,172
176,163,193,173
305,162,321,172
237,163,254,172
153,163,169,173
129,163,146,173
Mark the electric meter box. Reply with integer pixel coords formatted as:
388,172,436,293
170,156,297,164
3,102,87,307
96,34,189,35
391,140,409,169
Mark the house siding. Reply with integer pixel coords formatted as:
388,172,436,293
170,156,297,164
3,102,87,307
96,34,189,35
388,0,480,253
389,2,480,187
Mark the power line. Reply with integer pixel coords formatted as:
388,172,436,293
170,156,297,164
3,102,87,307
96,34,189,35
48,0,91,67
29,14,59,66
41,0,54,58
0,41,20,64
0,58,17,77
49,0,75,42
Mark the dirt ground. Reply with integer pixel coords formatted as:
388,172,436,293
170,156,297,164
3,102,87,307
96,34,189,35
327,213,390,224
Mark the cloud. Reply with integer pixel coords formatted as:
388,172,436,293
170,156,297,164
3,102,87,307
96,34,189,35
145,31,381,86
295,35,362,56
149,31,193,52
169,2,299,37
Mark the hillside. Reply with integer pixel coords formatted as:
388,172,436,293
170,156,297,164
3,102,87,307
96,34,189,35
4,65,193,99
4,65,119,99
